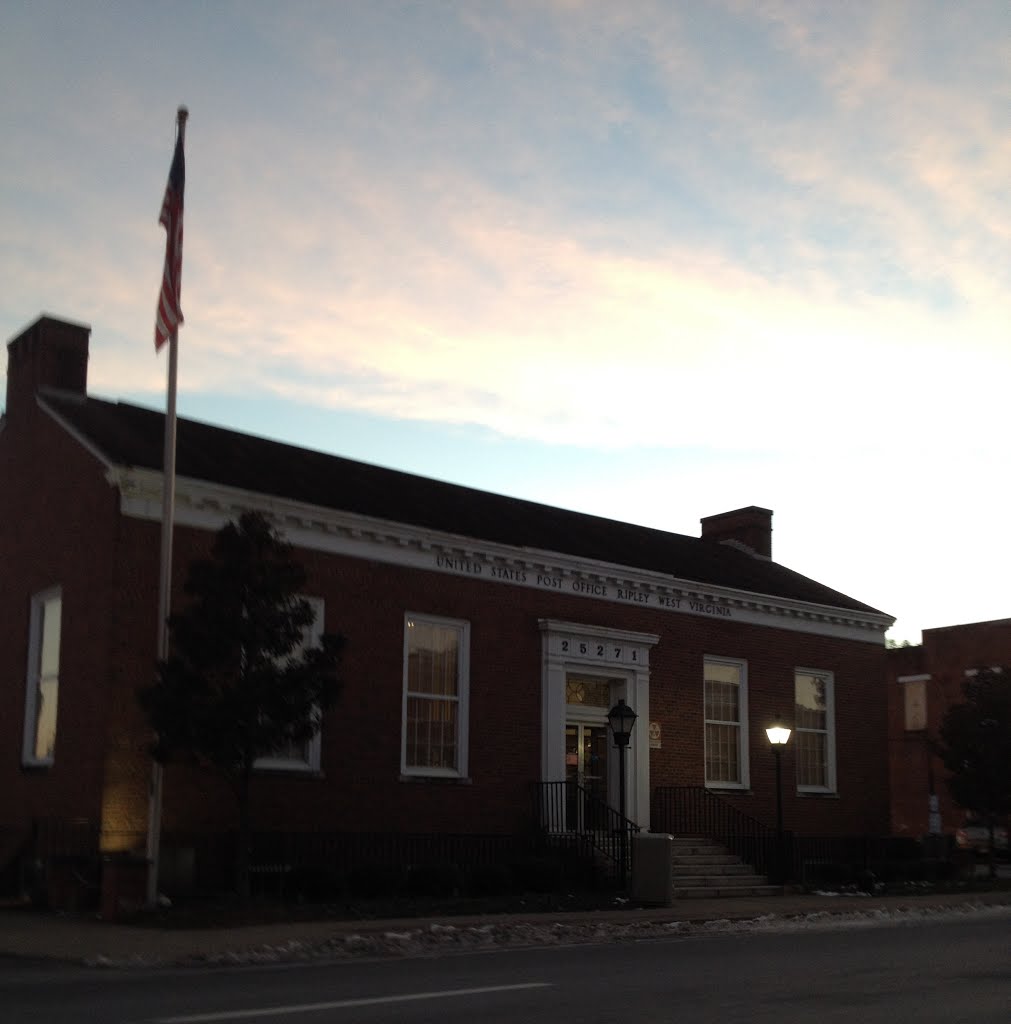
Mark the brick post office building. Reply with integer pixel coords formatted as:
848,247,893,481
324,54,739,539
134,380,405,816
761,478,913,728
2,315,895,899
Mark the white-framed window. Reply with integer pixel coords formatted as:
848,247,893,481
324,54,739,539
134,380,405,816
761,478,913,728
255,596,325,773
795,669,836,792
402,613,470,778
22,586,62,766
704,656,749,788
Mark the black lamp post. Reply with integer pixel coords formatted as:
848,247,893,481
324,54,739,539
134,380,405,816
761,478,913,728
607,698,638,884
766,718,791,886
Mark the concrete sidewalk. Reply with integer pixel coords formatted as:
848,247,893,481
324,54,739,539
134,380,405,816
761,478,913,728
2,890,1009,967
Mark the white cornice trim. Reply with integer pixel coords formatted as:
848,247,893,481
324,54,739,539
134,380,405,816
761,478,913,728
538,619,660,648
110,466,894,644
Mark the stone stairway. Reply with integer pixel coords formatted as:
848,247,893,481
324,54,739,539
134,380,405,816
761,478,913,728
669,836,778,898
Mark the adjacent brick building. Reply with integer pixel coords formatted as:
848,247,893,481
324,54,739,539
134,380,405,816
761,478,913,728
3,315,896,896
887,618,1011,841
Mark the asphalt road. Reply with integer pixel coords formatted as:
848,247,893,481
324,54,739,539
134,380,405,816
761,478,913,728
3,911,1009,1024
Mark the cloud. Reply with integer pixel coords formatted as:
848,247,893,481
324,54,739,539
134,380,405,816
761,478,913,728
142,174,1004,460
4,1,1008,464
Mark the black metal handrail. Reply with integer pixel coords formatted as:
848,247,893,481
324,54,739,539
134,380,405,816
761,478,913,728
534,781,640,882
651,786,778,878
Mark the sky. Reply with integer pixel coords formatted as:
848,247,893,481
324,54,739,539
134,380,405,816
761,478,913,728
2,1,1009,644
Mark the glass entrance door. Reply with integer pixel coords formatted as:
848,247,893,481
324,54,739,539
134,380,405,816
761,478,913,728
565,723,609,831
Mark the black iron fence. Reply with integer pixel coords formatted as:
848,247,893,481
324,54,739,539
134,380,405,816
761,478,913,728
17,808,957,905
169,828,598,899
19,818,103,907
652,787,955,887
18,818,629,902
33,817,101,861
249,830,529,880
789,833,952,888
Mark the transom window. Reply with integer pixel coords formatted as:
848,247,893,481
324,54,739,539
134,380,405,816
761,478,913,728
565,677,612,708
402,614,470,777
795,669,836,792
704,657,749,788
23,587,62,766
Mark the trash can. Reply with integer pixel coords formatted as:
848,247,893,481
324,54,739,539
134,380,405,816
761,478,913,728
632,833,674,905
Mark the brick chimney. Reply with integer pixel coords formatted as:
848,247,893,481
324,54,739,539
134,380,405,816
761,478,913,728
700,506,773,559
4,314,90,425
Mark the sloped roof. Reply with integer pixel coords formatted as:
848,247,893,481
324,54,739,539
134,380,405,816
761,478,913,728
43,392,886,617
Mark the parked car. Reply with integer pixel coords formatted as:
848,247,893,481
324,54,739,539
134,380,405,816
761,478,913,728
955,819,1009,857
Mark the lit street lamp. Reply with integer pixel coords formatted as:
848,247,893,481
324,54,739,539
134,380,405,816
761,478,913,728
607,698,638,884
766,718,791,885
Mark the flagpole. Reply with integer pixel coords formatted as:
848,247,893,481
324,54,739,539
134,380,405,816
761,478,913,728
146,105,188,909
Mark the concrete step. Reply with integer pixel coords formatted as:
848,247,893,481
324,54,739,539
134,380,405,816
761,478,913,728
672,862,755,876
671,873,770,886
669,843,733,855
671,853,745,866
674,884,780,898
660,834,775,897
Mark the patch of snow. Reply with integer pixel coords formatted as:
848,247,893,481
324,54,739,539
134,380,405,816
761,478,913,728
78,901,1011,969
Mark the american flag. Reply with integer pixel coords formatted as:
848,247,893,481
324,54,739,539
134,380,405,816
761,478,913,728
154,125,186,350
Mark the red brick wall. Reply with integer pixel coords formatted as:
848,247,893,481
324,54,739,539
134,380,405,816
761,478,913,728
132,527,889,842
646,617,888,838
99,514,171,848
0,394,122,832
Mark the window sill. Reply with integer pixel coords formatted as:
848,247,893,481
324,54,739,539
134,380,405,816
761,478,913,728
797,790,839,799
704,783,752,793
399,773,472,785
253,765,324,778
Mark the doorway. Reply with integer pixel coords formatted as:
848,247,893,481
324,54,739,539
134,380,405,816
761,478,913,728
564,674,615,831
539,620,658,832
564,723,610,831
